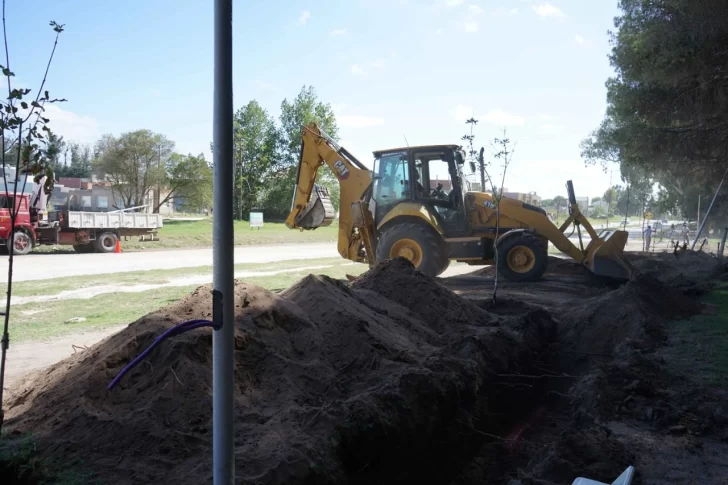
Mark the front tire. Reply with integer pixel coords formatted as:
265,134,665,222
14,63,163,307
95,231,119,253
496,233,548,282
376,222,447,278
8,230,33,255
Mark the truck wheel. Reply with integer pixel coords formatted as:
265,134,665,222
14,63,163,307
8,230,33,256
376,222,447,278
496,234,548,282
95,232,118,253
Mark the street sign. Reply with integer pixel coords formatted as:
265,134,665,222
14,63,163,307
249,211,264,229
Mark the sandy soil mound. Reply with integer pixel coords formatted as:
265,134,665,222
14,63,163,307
626,250,727,290
5,260,555,485
558,273,703,364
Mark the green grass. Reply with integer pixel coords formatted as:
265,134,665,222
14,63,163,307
0,433,98,485
9,261,368,342
34,218,339,253
663,283,728,389
10,257,352,298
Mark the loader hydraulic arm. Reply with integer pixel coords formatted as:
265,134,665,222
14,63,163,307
285,122,377,265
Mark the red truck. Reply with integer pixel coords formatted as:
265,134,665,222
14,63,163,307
0,191,163,255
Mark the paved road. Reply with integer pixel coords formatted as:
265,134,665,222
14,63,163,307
1,229,652,283
1,243,341,282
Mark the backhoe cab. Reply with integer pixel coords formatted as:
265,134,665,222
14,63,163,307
286,122,633,282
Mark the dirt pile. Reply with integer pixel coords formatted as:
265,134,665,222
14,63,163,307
5,259,556,485
557,273,703,365
627,250,727,292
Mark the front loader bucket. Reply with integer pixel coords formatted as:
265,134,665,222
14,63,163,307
584,229,634,280
295,183,336,229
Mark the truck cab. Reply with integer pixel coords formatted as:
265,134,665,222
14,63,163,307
0,193,35,254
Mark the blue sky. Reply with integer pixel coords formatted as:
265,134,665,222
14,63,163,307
8,0,620,200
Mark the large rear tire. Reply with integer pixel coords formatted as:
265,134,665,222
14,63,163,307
7,230,33,255
496,233,548,282
376,222,447,278
95,231,119,253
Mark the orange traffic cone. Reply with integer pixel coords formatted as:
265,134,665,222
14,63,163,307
114,239,122,253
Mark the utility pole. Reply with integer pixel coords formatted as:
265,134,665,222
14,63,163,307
212,0,234,482
478,146,485,192
156,144,161,214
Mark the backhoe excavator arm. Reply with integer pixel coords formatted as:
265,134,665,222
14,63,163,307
285,122,377,265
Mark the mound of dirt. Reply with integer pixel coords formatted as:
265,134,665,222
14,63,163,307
5,260,556,485
627,250,727,290
558,273,703,365
472,256,588,278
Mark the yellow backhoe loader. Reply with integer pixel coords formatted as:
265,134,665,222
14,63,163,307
285,122,633,282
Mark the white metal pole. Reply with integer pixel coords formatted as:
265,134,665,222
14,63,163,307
212,0,235,483
691,168,728,251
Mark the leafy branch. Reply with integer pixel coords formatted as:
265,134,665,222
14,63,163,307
462,119,515,305
0,3,65,431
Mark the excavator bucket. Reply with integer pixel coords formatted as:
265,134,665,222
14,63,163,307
584,229,634,280
294,183,336,229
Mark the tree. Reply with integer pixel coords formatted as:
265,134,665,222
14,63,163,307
278,85,338,167
232,101,278,219
94,129,173,209
581,0,728,218
260,86,339,219
592,196,602,203
156,153,212,212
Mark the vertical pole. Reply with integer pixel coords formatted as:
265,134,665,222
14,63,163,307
212,0,234,483
623,185,630,230
691,167,728,251
719,227,728,258
607,171,612,229
697,194,701,230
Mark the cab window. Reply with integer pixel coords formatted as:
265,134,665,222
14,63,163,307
373,152,410,205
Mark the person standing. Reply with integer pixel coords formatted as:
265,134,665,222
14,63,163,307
643,224,653,252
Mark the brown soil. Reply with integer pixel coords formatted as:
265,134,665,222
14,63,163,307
4,258,556,485
3,252,727,485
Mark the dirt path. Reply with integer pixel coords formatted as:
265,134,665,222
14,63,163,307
2,324,126,389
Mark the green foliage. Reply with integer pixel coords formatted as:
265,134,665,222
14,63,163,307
232,100,278,219
93,129,174,209
582,0,728,219
246,85,340,219
160,153,212,212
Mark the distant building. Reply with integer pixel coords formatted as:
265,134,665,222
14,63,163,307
591,200,609,212
502,189,542,207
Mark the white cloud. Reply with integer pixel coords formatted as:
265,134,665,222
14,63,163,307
532,3,565,18
468,4,483,15
435,27,444,35
539,113,558,121
330,28,347,36
43,104,99,145
463,20,479,33
574,34,584,45
446,0,465,6
337,116,385,128
482,109,526,126
297,10,311,25
350,64,366,76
